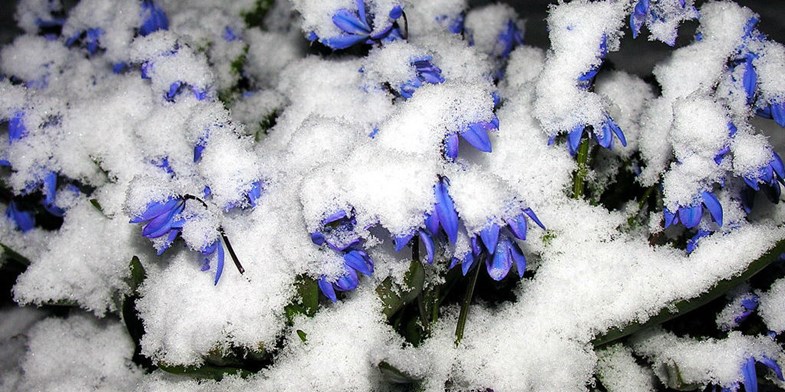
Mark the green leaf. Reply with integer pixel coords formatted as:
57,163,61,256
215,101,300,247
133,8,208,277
593,237,785,348
0,242,31,267
296,329,307,342
377,259,425,319
241,0,275,29
128,256,146,294
284,276,319,323
158,363,252,381
378,361,422,384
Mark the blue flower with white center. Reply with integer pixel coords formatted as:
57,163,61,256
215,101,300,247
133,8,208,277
139,0,169,37
129,196,186,254
444,115,499,161
199,240,225,285
663,191,723,229
6,201,35,232
318,249,374,302
316,0,404,50
564,116,627,156
398,56,445,99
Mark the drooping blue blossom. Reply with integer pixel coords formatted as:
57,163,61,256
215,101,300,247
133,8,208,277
316,0,404,50
200,240,225,285
6,201,35,232
566,116,627,156
318,249,374,302
398,56,445,99
739,356,785,392
685,228,710,254
629,0,649,39
577,35,608,90
444,115,500,160
139,0,169,37
129,197,186,254
451,208,544,280
663,191,723,229
743,151,785,197
310,209,361,252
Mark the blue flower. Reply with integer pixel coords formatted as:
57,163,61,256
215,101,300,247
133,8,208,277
165,81,208,102
444,115,500,160
6,201,35,232
451,208,545,280
756,100,785,128
129,197,186,254
398,56,445,99
629,0,649,39
496,19,524,59
310,209,362,252
566,115,627,156
577,35,608,90
393,228,436,264
739,355,784,392
317,0,403,49
664,191,723,229
743,151,785,194
685,228,711,254
200,240,225,285
65,27,104,55
139,0,169,37
318,249,374,302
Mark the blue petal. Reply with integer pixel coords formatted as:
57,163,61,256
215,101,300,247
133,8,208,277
743,55,758,103
567,125,584,155
678,205,703,229
448,257,459,270
318,277,338,302
42,172,57,207
506,214,528,240
509,240,527,278
434,179,459,244
156,229,180,255
424,211,441,237
389,6,403,20
323,210,348,225
487,240,513,281
664,208,677,228
444,132,459,161
321,34,368,50
772,152,785,181
310,231,326,246
596,121,613,149
470,235,481,255
8,111,26,142
607,117,627,147
6,202,35,232
85,28,102,55
760,356,785,381
523,208,546,230
334,268,360,291
140,0,169,36
419,230,435,264
142,200,185,238
772,102,785,128
247,181,263,207
459,123,492,152
630,0,649,39
356,0,369,27
333,9,371,35
130,198,181,223
213,242,225,285
394,232,414,252
480,223,500,253
701,191,723,226
344,249,373,276
461,251,475,276
742,357,758,392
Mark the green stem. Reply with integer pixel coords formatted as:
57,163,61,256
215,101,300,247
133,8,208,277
572,138,591,199
431,286,440,325
593,237,785,348
455,257,482,346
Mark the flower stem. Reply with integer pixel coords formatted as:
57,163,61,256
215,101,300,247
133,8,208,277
572,138,591,199
455,257,482,346
412,239,430,334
